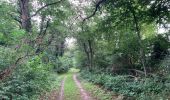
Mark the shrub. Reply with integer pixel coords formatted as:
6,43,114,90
0,55,57,99
0,46,16,71
53,56,72,73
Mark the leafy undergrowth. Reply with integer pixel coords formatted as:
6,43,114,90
39,75,62,100
80,70,170,100
79,77,117,100
39,90,59,100
0,46,16,72
0,55,60,100
63,70,81,100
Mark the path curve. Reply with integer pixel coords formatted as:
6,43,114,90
73,74,93,100
58,76,66,100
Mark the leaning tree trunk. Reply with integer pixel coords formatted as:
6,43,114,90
133,18,147,76
129,2,147,76
19,0,31,32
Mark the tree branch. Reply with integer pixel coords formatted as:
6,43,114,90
42,19,50,36
30,0,63,18
69,15,83,30
9,13,22,24
83,0,106,22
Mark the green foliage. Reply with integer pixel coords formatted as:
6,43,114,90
0,47,16,71
53,56,73,74
80,79,114,100
11,29,26,40
0,55,57,99
150,35,169,67
160,55,170,74
73,50,86,68
0,2,17,43
80,70,170,99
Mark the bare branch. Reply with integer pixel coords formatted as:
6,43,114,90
83,0,106,22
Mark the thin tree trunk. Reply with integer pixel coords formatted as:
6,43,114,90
128,1,147,76
132,13,147,77
59,41,65,57
88,40,93,70
55,45,59,57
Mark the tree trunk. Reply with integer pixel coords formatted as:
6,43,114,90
19,0,31,32
59,41,65,56
88,40,93,70
128,1,147,76
132,13,147,77
83,43,90,69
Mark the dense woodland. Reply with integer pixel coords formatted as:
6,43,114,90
0,0,170,100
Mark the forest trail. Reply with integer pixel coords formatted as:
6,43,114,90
58,69,94,100
73,74,93,100
58,76,67,100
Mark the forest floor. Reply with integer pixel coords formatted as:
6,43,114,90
41,68,119,100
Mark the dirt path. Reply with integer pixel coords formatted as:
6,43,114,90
40,70,95,100
73,74,93,100
58,76,66,100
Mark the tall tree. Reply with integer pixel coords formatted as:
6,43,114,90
19,0,31,33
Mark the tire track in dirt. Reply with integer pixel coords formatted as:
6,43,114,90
58,76,66,100
73,74,93,100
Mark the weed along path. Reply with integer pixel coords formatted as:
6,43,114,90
57,69,94,100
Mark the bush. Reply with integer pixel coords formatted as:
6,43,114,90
53,56,73,74
0,55,57,100
0,46,16,71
